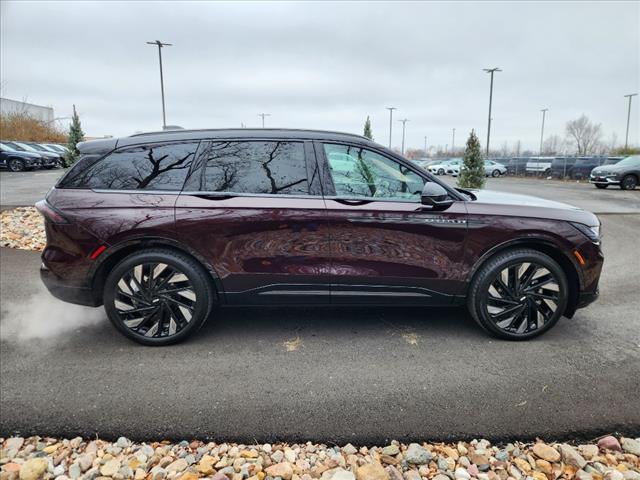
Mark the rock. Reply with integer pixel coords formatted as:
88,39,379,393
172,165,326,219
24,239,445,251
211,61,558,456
623,471,640,480
212,473,231,480
178,474,199,480
197,456,216,475
52,466,65,477
141,446,155,458
579,445,599,460
621,438,640,456
19,459,48,480
271,452,284,464
531,473,547,480
262,445,272,454
331,470,355,480
404,444,432,465
356,463,388,480
134,470,146,480
68,465,81,480
4,439,25,452
402,470,420,480
381,446,399,457
380,456,398,466
433,476,450,480
535,460,552,474
100,460,121,477
605,471,624,480
576,470,593,480
437,458,449,471
385,467,402,480
3,464,21,473
598,437,622,452
455,468,471,480
284,449,297,464
559,444,587,469
78,455,94,473
166,460,188,473
512,459,531,475
467,464,479,477
342,445,358,456
532,444,560,463
115,438,130,449
495,452,509,462
265,463,293,480
468,453,489,467
150,467,166,480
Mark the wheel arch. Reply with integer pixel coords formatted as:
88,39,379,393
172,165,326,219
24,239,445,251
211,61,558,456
88,237,224,306
466,238,582,318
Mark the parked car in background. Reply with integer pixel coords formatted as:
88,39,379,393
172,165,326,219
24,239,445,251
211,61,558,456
0,141,42,171
412,159,439,171
45,144,69,155
428,158,462,175
450,160,507,177
526,157,555,176
39,128,603,345
4,141,61,169
550,157,578,179
504,157,529,176
22,142,64,168
590,155,640,190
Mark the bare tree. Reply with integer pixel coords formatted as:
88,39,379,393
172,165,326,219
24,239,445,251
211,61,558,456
542,134,564,155
565,115,602,155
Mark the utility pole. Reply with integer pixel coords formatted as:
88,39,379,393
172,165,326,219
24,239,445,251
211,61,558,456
539,108,548,155
257,113,271,128
398,118,409,155
483,67,501,157
451,128,456,153
146,40,172,129
624,93,638,150
386,107,397,148
424,136,428,156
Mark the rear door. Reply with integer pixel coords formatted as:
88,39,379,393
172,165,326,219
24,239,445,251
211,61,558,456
175,139,330,305
316,141,468,305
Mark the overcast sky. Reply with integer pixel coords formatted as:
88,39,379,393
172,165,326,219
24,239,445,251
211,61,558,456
1,1,638,152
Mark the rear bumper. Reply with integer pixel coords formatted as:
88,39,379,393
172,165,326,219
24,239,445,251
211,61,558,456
576,289,599,309
40,262,100,307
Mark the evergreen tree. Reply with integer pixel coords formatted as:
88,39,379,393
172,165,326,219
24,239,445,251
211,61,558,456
457,129,485,189
363,116,373,140
65,105,85,167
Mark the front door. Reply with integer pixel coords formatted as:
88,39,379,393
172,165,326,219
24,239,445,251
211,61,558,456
317,142,468,305
175,139,330,305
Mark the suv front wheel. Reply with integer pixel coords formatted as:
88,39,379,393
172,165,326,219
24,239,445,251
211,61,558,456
103,248,215,345
468,249,568,340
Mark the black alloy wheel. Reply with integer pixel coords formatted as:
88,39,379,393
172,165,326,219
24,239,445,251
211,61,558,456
104,249,214,345
469,249,568,340
621,175,637,190
437,168,445,175
8,158,25,172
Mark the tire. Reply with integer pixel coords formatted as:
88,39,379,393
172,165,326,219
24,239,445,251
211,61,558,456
437,168,445,175
8,158,25,172
103,248,215,346
468,248,568,340
492,169,501,178
595,184,608,189
620,175,637,190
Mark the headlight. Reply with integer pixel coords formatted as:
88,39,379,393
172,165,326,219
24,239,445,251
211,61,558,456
570,222,601,244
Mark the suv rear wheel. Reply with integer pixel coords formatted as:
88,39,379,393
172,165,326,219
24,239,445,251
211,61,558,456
468,249,568,340
103,249,215,346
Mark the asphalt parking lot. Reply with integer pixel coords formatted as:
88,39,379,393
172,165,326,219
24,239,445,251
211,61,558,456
0,168,67,209
0,171,639,443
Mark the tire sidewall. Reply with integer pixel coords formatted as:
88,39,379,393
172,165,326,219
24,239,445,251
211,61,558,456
621,175,637,190
9,159,24,172
470,250,569,340
103,250,212,346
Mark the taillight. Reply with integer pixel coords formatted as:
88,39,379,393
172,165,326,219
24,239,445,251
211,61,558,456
35,200,69,224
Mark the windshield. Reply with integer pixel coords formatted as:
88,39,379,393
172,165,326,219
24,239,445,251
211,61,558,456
12,142,39,153
0,143,17,152
27,143,48,152
47,144,66,152
614,155,640,167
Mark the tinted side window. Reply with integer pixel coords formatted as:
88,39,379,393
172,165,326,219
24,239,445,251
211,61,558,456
202,141,308,195
61,142,198,190
323,143,424,200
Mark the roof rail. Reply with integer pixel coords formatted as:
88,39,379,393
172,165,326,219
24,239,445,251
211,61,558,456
128,127,370,141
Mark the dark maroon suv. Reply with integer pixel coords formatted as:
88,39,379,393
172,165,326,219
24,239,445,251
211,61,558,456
37,129,603,345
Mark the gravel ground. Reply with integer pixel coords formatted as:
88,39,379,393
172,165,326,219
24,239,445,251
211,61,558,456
0,207,44,251
1,436,639,480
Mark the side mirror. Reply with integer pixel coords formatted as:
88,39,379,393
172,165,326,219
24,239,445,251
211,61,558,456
421,183,454,210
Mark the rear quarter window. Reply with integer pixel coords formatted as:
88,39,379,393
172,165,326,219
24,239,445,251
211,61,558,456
59,142,199,191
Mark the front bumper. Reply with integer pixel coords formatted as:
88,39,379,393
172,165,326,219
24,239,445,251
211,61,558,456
590,175,619,185
40,262,100,307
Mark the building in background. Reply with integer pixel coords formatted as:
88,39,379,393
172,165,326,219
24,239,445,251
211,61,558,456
0,97,54,123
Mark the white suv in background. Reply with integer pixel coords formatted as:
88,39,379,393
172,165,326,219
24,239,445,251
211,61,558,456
428,158,462,175
451,160,507,177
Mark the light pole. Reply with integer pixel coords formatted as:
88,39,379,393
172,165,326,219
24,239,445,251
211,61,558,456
424,136,428,156
146,40,172,129
539,108,548,155
386,107,397,148
483,67,501,157
258,113,271,128
624,93,638,150
451,128,456,153
398,118,409,155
